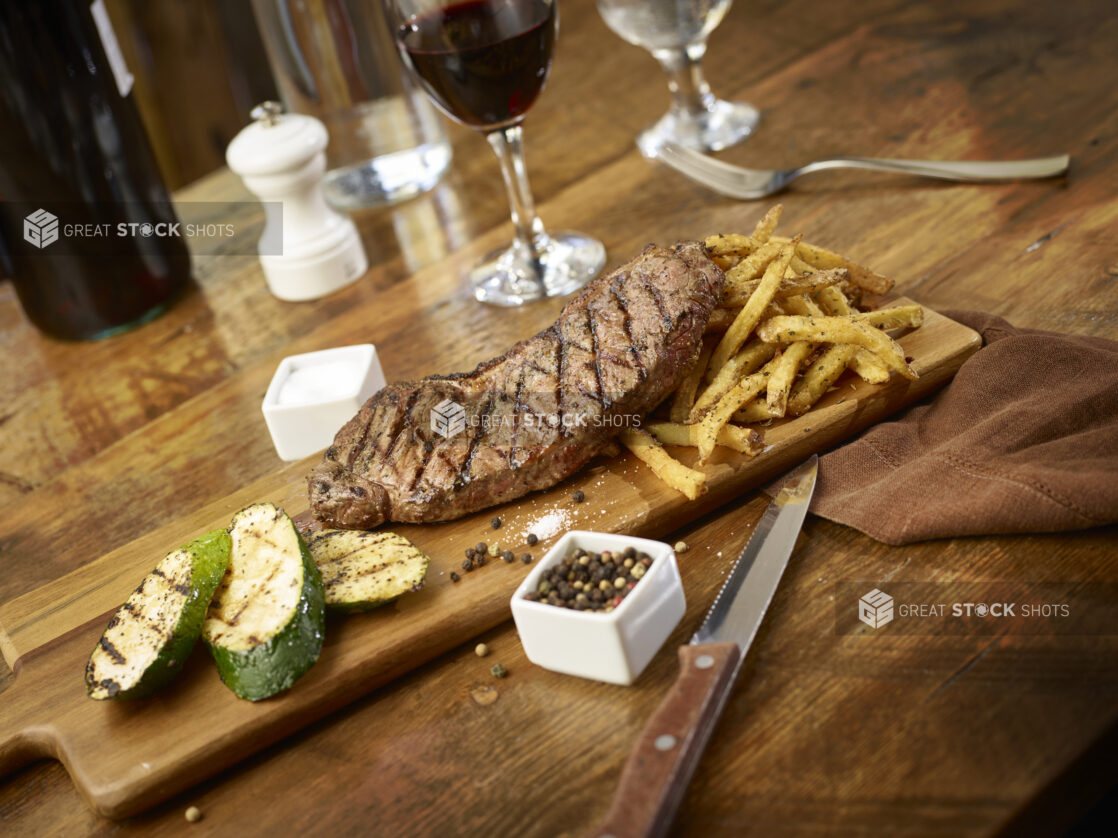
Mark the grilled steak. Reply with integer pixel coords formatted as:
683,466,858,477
308,241,724,529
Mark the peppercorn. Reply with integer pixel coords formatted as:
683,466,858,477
521,553,533,564
614,577,626,589
491,663,508,678
674,541,690,554
476,643,489,657
465,547,476,559
572,489,585,503
461,558,473,571
490,517,501,529
623,546,637,559
526,533,538,546
502,550,515,563
476,541,488,554
450,572,461,582
185,806,202,823
476,553,488,567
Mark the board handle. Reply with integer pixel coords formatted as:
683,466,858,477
0,663,54,778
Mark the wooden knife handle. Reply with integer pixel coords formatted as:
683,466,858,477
592,642,741,838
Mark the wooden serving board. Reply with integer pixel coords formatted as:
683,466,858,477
0,302,979,818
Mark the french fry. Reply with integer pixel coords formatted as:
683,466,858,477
856,304,924,330
732,399,777,424
789,254,817,276
849,350,891,383
709,237,799,375
814,285,893,381
786,344,859,416
669,340,715,423
750,204,782,243
720,267,846,308
691,339,777,420
766,341,814,416
816,285,853,316
644,421,764,456
620,428,707,500
773,237,894,295
696,359,779,463
757,314,916,379
781,292,825,318
703,234,760,270
724,238,783,285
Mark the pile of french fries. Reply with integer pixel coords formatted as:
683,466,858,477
619,205,924,500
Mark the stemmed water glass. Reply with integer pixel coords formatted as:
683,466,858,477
595,0,760,155
388,0,606,306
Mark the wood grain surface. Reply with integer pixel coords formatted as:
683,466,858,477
2,0,1117,834
0,305,977,818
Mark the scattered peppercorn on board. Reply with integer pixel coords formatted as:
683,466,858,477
0,299,979,819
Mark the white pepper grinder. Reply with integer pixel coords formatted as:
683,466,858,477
226,101,368,301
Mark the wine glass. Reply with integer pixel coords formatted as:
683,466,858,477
595,0,760,155
388,0,606,306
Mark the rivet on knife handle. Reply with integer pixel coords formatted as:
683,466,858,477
592,642,741,838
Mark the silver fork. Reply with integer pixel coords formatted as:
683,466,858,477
651,141,1070,200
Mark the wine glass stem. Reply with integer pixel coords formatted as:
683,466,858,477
652,45,715,119
486,125,545,264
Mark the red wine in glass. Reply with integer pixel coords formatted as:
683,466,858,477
390,0,604,306
399,0,557,130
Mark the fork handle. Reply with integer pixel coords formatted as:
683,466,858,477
798,155,1070,182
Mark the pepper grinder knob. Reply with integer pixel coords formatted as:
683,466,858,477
250,100,283,126
226,102,368,301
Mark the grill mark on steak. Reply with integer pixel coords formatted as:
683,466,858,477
611,281,646,381
554,332,567,439
308,242,723,529
408,438,436,493
640,270,672,331
381,390,419,465
508,366,526,469
458,393,494,486
587,303,608,410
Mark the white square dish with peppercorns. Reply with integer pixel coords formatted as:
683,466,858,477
510,531,686,685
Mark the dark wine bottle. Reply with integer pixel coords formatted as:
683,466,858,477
0,0,192,340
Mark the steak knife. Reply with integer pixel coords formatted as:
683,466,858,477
592,455,819,838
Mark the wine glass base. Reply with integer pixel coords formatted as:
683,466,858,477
637,99,762,156
470,231,606,307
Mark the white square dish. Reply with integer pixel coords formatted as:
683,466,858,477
510,530,686,685
262,344,386,461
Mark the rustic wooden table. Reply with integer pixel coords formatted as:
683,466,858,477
2,0,1116,834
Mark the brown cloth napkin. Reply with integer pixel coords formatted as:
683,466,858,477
810,310,1118,544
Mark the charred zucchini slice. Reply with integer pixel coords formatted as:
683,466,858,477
203,503,325,701
305,529,430,613
85,529,231,700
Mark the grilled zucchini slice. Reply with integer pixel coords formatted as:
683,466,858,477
203,503,325,701
85,529,231,700
305,529,430,613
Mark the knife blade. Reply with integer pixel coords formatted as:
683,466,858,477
592,455,819,838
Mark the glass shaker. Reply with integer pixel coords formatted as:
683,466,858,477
251,0,452,209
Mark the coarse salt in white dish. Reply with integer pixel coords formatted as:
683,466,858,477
262,344,386,461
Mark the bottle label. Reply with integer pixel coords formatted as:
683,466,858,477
90,0,134,97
